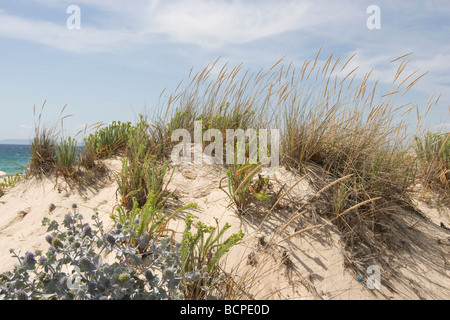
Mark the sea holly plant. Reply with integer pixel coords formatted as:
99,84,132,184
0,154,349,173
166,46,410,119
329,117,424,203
0,204,211,300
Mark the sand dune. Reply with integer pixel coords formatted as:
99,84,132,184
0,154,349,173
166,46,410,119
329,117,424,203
0,158,449,300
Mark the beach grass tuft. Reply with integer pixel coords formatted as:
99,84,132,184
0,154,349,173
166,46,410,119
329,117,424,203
55,137,78,179
28,101,57,176
414,131,450,190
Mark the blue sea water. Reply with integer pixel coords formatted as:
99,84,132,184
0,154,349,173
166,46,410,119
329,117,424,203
0,144,31,176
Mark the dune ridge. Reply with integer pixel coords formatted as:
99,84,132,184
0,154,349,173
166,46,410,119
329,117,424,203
0,158,449,300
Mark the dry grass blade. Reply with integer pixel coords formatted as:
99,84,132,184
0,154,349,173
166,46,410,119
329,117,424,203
390,52,414,63
278,197,381,244
269,176,306,212
402,71,429,96
275,209,308,239
309,174,354,202
340,52,357,72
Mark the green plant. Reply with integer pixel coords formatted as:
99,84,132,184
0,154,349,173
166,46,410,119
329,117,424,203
84,121,132,159
115,115,173,209
144,159,174,207
111,194,197,251
414,131,449,189
414,132,449,163
0,173,22,189
220,162,269,213
55,137,78,178
255,50,443,285
199,102,258,135
167,108,195,138
116,117,175,209
116,154,174,209
116,157,147,208
180,214,244,299
79,139,97,170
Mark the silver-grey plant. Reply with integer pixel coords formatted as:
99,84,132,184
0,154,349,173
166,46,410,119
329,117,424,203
0,205,214,300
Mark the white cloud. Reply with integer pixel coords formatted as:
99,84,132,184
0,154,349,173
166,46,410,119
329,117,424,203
0,8,142,53
145,0,316,49
0,1,359,52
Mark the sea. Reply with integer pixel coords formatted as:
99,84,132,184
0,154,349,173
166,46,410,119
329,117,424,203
0,144,31,176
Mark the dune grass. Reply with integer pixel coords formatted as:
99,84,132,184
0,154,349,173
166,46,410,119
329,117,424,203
414,131,450,190
28,101,58,176
55,137,78,178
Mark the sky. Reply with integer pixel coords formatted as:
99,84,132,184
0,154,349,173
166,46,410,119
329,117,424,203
0,0,449,141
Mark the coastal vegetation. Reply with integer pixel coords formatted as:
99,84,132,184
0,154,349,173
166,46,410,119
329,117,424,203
1,51,449,299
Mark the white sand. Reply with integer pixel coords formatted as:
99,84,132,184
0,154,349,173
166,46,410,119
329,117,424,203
0,171,6,177
0,159,449,300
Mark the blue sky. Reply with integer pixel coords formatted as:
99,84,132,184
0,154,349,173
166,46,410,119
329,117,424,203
0,0,449,141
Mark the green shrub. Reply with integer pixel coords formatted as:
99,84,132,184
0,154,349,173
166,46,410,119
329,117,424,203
116,155,174,209
111,201,243,300
414,132,449,163
199,102,257,133
84,121,132,159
